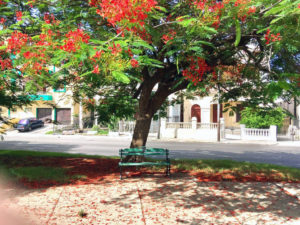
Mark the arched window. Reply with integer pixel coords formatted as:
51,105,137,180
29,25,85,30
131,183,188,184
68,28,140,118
191,104,201,122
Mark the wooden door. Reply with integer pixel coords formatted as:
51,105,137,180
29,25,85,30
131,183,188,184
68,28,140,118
191,104,201,122
37,108,52,121
56,108,71,124
213,104,223,123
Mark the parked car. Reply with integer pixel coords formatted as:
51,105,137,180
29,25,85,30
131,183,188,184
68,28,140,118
16,118,44,132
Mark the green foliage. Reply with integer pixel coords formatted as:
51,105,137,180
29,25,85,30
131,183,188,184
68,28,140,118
172,158,300,182
240,107,286,129
0,0,299,143
92,95,137,126
91,125,109,135
9,166,69,182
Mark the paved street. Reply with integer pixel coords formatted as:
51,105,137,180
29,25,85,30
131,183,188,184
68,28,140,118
1,133,300,168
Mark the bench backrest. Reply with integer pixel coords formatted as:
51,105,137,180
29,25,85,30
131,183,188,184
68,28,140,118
120,148,168,156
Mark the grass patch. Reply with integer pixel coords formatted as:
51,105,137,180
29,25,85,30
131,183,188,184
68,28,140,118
0,150,118,159
45,131,54,135
0,150,300,185
9,166,68,182
171,159,300,182
97,129,109,135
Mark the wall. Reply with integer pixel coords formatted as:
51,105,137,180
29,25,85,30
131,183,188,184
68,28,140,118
183,96,214,123
160,118,224,141
221,102,242,128
240,124,277,142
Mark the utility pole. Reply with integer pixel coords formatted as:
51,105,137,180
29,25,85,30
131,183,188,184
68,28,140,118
217,71,221,142
157,110,161,139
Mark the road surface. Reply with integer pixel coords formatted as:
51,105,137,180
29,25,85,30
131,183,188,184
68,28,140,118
1,133,300,168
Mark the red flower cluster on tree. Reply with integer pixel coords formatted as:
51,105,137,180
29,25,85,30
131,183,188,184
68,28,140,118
6,31,29,53
93,0,157,27
234,0,250,7
21,49,49,74
36,30,57,47
192,0,225,28
23,51,45,60
127,26,153,42
0,57,12,70
108,42,122,55
232,0,255,22
125,48,133,57
43,13,59,25
193,0,224,13
264,29,281,44
91,0,156,41
247,6,256,14
93,64,100,74
0,18,6,24
162,30,176,44
16,11,22,21
94,50,103,59
182,57,213,85
130,58,139,68
60,29,90,52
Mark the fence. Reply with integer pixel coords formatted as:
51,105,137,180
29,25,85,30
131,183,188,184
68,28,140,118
160,117,224,141
118,120,159,135
197,123,218,129
166,122,192,129
118,121,135,134
240,124,277,142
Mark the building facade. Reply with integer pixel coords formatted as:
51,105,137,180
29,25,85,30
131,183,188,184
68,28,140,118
167,94,243,128
0,87,92,126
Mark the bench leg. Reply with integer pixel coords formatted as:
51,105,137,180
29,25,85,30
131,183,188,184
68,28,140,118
119,166,122,180
165,165,170,176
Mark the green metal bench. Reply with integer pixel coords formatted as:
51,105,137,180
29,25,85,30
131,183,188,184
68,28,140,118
119,147,171,179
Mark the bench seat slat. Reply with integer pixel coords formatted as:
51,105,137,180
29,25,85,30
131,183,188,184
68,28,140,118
119,162,170,166
119,147,170,179
121,152,166,156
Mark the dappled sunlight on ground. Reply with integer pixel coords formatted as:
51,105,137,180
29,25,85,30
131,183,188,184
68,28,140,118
1,156,300,224
1,174,300,224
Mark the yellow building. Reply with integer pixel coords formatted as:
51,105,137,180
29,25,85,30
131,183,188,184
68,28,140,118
169,94,243,128
0,87,92,126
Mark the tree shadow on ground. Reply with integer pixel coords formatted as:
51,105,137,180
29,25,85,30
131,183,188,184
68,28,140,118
1,166,300,224
168,148,300,168
107,174,300,224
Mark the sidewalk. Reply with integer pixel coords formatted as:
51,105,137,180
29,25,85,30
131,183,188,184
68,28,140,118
1,174,300,225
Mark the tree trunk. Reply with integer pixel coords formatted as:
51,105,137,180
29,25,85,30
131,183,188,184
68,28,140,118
130,115,152,148
126,69,189,162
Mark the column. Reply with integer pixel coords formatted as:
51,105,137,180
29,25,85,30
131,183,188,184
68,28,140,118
79,100,83,130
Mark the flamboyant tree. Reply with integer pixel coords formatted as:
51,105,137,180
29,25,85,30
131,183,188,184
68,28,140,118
0,0,299,146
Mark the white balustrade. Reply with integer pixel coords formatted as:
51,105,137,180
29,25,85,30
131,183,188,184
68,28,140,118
161,118,224,141
240,124,277,142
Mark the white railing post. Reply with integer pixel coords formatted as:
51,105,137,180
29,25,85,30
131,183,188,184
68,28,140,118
160,118,166,136
79,100,83,130
118,120,123,133
269,125,277,142
192,117,197,130
220,118,225,139
240,124,246,140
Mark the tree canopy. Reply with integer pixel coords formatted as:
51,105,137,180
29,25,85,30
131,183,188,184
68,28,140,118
0,0,299,146
240,107,285,129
